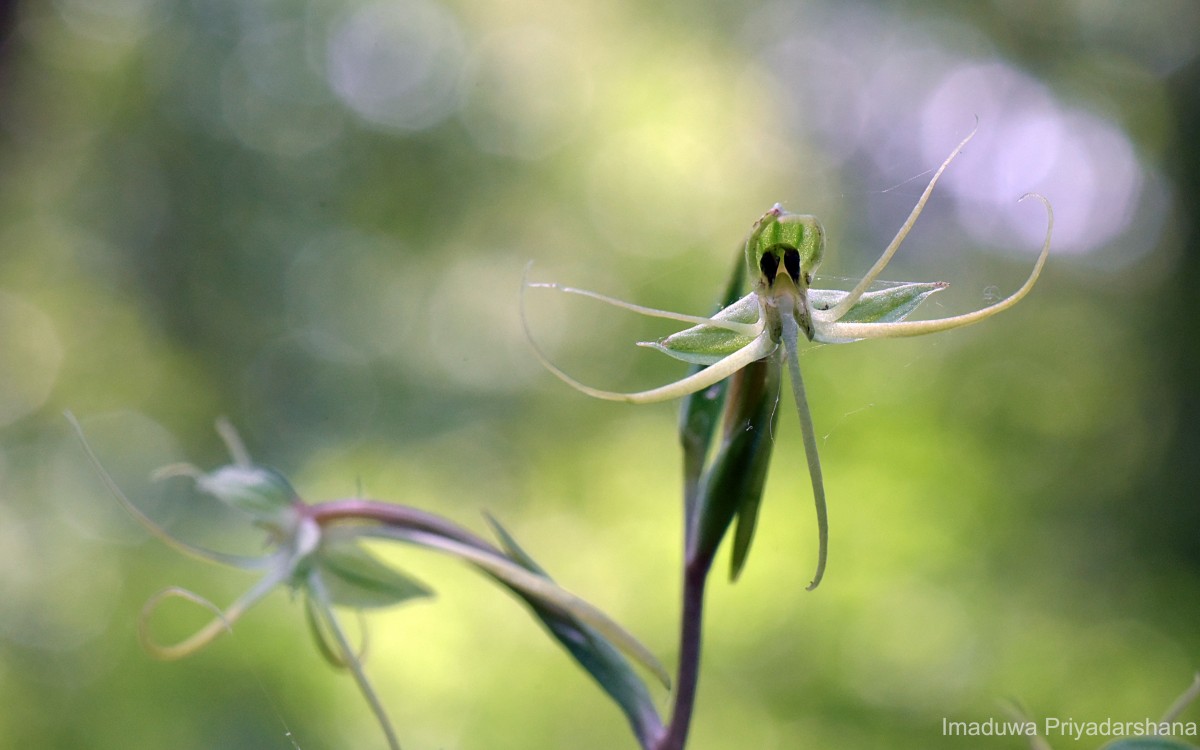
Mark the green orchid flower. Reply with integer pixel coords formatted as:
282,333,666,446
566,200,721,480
68,413,669,750
525,130,1053,590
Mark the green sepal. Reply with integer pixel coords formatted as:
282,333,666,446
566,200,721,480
727,355,783,580
744,206,825,284
679,248,749,537
316,543,433,610
641,292,760,365
195,464,298,526
810,282,947,343
483,514,663,748
690,354,781,574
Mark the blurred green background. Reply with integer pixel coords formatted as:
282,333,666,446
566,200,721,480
2,0,1199,748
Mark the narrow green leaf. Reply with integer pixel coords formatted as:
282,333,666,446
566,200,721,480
318,542,433,609
726,356,783,580
484,514,663,748
305,593,348,668
689,355,781,574
484,513,549,575
357,525,671,690
679,248,749,538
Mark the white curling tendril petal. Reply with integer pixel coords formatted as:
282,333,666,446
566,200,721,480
816,194,1052,342
66,412,274,571
139,563,290,659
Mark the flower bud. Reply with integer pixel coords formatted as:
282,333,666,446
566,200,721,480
196,464,298,526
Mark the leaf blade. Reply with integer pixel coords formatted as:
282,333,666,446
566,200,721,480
484,514,664,748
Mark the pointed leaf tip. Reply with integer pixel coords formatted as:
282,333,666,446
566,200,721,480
481,513,664,745
317,543,434,610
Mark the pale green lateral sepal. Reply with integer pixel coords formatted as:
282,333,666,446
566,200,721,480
811,281,948,344
639,293,762,365
315,542,434,610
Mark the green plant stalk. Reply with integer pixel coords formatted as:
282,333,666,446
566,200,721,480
659,349,780,750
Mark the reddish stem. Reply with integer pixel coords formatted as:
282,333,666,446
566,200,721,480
302,498,501,555
654,548,713,750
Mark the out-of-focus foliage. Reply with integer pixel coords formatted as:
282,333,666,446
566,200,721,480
1,0,1198,748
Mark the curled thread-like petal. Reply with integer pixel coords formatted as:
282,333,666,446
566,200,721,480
781,310,828,590
817,194,1053,341
138,565,289,660
822,123,977,322
527,325,776,405
66,412,274,571
527,281,759,337
305,595,371,669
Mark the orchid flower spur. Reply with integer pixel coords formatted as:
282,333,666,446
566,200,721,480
68,413,670,750
525,130,1053,591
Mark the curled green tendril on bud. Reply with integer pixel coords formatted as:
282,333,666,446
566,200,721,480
522,125,1053,590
